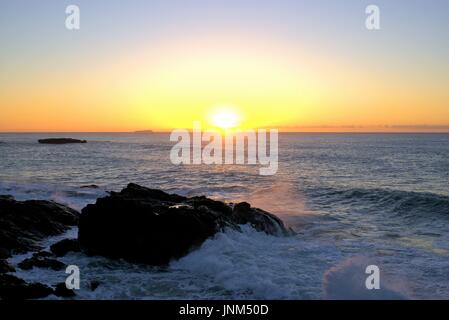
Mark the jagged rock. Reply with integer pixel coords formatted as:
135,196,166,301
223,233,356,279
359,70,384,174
0,259,15,273
0,196,79,257
53,283,76,298
50,239,80,257
79,183,290,265
0,274,53,300
0,247,10,259
80,184,99,189
89,280,100,291
32,251,54,258
38,138,87,144
18,256,66,271
232,201,287,235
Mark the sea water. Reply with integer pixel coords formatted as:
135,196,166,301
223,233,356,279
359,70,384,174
1,133,448,299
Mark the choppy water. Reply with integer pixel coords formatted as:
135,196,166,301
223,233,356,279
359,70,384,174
1,133,449,299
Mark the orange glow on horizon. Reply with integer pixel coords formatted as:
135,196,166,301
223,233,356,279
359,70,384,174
1,33,449,133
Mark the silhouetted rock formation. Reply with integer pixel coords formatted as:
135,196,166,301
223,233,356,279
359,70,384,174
54,283,76,298
89,280,101,291
0,196,79,258
32,251,53,259
0,260,15,273
50,239,81,257
38,138,87,144
79,183,290,265
133,130,154,133
80,184,99,189
0,195,14,201
0,274,53,300
18,256,66,271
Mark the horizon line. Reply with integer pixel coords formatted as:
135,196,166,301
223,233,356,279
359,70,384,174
2,131,449,134
2,124,449,134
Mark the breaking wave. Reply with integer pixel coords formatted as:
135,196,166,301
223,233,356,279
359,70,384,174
310,186,449,219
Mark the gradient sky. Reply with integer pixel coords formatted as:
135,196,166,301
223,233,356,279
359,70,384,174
1,0,449,132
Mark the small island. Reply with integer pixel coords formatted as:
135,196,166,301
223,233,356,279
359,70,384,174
38,138,87,144
133,130,153,134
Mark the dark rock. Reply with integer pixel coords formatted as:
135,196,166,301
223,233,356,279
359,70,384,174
89,280,100,291
0,196,79,257
79,183,290,265
232,201,287,235
38,138,87,144
186,196,233,216
134,130,153,133
53,282,76,298
50,239,80,257
32,251,54,258
0,247,10,259
18,256,66,271
80,184,99,189
0,274,53,300
0,259,15,273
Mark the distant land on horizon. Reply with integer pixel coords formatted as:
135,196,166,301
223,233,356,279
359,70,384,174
133,130,154,133
1,124,449,134
2,129,449,134
1,125,449,134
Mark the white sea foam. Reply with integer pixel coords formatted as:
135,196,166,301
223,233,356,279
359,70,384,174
6,213,449,300
323,257,409,300
0,180,106,211
170,225,305,299
9,224,333,299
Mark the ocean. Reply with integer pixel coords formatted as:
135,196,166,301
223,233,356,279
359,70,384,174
1,132,448,299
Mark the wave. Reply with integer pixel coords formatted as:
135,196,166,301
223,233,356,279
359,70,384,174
309,186,449,219
10,224,326,299
4,180,448,299
169,225,322,299
0,180,106,211
323,257,409,300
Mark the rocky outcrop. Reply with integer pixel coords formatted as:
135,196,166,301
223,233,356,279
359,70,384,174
80,184,99,189
79,183,291,265
0,274,53,300
18,256,66,271
38,138,87,144
0,248,10,259
50,239,81,257
89,280,101,291
0,196,79,258
53,283,76,298
0,260,15,273
32,251,54,259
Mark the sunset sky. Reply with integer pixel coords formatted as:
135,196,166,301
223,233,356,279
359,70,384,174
1,0,449,132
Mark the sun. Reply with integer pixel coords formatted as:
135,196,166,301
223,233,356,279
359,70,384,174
209,108,241,129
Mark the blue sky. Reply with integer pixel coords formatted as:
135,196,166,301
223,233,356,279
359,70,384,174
1,0,449,67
